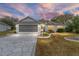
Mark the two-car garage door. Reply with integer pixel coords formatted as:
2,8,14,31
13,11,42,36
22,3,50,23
19,25,38,32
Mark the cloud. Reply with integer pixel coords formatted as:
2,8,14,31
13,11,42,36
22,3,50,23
36,3,60,19
0,9,13,17
59,4,79,14
0,8,24,20
1,3,79,20
9,3,33,16
39,3,54,9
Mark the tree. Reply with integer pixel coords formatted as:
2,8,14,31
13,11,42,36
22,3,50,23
51,14,74,24
0,16,18,30
65,15,79,33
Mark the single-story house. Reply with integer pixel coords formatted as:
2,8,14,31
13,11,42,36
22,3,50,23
16,16,41,35
16,16,64,35
39,19,64,32
0,22,11,32
47,21,64,32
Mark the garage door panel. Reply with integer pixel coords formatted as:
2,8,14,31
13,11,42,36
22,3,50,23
19,29,37,32
19,25,38,32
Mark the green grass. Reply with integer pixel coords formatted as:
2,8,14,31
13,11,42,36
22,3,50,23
35,33,79,56
0,30,16,36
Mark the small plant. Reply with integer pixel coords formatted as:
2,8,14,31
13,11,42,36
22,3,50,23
43,32,49,36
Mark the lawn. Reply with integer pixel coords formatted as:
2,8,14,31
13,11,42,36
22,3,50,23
35,32,79,56
0,30,16,36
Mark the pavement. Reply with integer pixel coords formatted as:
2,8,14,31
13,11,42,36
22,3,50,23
0,33,37,56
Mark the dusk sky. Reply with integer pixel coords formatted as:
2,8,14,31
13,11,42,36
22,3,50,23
0,3,79,20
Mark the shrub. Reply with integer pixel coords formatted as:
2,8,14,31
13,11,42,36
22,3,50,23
43,32,49,36
65,16,79,33
48,30,54,33
0,16,18,30
57,28,64,32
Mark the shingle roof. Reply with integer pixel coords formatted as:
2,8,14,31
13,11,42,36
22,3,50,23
19,16,38,23
47,21,64,26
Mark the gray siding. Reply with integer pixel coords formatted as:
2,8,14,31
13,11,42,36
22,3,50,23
19,25,38,32
0,24,10,32
19,22,38,25
18,16,38,32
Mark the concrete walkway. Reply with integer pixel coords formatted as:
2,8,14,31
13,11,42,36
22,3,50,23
0,33,37,56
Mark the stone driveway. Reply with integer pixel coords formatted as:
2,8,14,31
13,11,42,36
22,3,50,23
0,33,37,56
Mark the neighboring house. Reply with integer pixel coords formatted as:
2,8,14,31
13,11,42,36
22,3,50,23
39,19,64,32
47,21,64,32
16,16,41,35
0,22,11,32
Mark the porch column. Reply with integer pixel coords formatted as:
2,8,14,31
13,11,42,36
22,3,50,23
45,24,48,32
54,25,57,32
38,25,41,35
16,24,19,33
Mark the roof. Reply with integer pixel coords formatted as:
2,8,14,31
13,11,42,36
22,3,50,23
47,21,64,26
19,16,38,23
39,19,49,24
47,21,56,25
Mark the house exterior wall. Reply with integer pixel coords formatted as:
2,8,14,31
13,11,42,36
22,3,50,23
47,25,64,32
16,16,41,35
45,25,48,32
38,25,41,35
48,25,56,30
16,24,19,33
57,25,64,28
0,24,10,32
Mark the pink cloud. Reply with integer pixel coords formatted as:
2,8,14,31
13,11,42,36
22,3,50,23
9,3,33,16
0,9,23,19
0,9,13,17
74,11,79,15
59,4,79,14
36,4,59,19
39,3,54,9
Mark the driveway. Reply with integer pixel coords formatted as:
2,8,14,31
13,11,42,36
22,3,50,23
0,33,37,56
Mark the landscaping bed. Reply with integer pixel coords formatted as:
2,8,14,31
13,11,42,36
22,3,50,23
38,32,51,38
35,33,79,56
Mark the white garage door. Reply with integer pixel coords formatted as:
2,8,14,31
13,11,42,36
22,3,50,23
19,25,38,32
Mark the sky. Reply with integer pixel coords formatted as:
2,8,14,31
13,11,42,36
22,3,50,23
0,3,79,20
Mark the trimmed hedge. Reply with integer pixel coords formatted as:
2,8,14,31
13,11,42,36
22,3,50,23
48,30,54,33
57,28,64,32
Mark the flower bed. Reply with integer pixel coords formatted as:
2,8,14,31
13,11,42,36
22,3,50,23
38,32,51,38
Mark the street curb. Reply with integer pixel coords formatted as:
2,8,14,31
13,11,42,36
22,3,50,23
64,37,79,42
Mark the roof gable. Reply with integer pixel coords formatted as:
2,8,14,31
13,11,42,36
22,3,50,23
20,16,37,23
